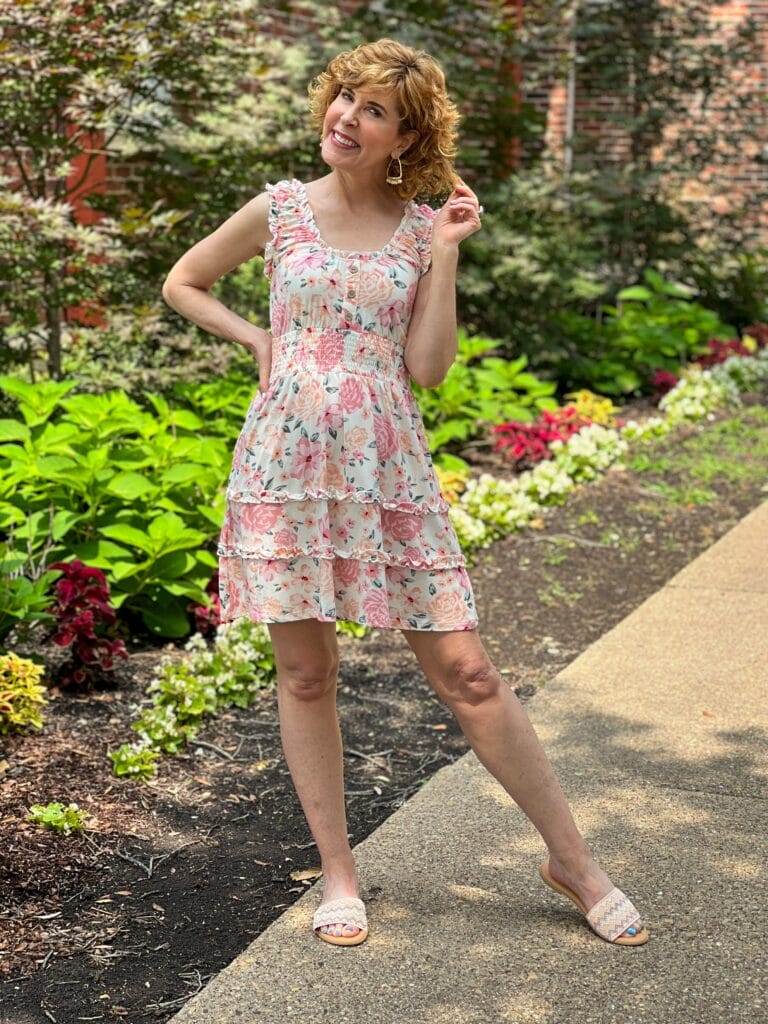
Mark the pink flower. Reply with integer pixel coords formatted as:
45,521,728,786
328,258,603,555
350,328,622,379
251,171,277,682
373,414,398,460
272,300,289,337
241,503,283,532
261,558,290,581
427,591,468,629
402,546,423,564
334,557,360,584
274,527,298,549
379,299,407,328
388,566,410,585
320,402,345,430
290,436,324,481
363,588,391,627
381,507,422,542
340,376,366,412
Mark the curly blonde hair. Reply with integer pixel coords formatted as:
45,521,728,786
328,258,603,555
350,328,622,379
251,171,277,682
307,38,462,203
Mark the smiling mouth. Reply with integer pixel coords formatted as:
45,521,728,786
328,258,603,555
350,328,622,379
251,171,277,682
330,129,360,149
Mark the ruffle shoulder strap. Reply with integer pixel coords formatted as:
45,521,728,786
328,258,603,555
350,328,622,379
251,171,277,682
412,202,437,277
261,178,308,279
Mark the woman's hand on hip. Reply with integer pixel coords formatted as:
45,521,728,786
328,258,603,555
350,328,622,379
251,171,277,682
240,326,273,392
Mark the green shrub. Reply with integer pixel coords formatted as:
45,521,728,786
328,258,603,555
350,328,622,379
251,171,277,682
412,327,558,452
0,372,256,638
551,268,735,395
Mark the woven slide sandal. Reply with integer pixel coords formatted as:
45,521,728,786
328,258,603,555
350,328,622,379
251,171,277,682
539,861,650,946
312,896,369,946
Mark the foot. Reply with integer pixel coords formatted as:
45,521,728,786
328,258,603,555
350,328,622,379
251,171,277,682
315,868,363,939
546,851,644,940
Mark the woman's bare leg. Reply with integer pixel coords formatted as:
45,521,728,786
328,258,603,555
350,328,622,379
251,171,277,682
402,627,643,940
268,618,361,938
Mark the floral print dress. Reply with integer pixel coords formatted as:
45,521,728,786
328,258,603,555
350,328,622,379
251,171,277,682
216,177,479,631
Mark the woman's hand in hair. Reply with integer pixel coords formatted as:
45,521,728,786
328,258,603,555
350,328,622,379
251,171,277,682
432,179,483,249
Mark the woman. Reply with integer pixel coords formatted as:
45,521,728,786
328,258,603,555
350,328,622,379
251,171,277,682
162,38,648,949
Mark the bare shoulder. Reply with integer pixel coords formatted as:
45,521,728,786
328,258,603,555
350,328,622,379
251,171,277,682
162,189,273,292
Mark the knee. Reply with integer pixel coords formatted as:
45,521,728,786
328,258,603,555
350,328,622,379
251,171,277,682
447,655,501,707
278,653,339,700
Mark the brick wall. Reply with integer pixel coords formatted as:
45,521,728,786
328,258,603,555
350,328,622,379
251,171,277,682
9,2,767,239
538,1,768,241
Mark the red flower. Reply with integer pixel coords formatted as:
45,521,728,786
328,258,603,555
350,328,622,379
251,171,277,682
491,406,591,470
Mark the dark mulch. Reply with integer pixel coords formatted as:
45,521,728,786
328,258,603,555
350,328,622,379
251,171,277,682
1,396,766,1022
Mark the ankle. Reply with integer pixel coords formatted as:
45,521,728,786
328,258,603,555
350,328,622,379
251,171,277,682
549,840,594,874
320,852,358,886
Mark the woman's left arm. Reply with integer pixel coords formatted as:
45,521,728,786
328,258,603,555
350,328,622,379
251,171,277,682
403,181,482,389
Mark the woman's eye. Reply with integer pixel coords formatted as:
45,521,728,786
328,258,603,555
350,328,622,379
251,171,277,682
341,90,380,116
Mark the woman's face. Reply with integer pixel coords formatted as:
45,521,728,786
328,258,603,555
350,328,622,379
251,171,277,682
320,83,417,177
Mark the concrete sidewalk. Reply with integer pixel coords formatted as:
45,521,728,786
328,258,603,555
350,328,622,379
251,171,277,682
170,501,768,1024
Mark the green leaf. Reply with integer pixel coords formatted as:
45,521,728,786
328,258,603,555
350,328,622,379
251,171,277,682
106,472,156,500
0,419,30,443
617,286,652,301
100,523,153,552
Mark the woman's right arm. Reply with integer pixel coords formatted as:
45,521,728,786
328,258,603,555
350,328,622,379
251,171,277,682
161,190,274,391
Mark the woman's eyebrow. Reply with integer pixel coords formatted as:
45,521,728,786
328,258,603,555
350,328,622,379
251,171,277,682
344,87,389,113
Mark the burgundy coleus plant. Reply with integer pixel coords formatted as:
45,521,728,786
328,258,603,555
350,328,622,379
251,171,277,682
742,322,768,348
46,559,128,689
649,369,679,402
491,406,592,470
694,336,753,368
188,571,222,638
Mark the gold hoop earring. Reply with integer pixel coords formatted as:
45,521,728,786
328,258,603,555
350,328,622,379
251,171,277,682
385,154,403,185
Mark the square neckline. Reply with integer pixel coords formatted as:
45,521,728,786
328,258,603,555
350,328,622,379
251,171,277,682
293,178,416,259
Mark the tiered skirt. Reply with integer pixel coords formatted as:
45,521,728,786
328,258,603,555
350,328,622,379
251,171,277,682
216,328,479,631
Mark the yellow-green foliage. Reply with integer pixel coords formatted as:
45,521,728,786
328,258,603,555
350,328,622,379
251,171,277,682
564,388,619,426
0,652,48,735
435,464,471,505
27,801,89,834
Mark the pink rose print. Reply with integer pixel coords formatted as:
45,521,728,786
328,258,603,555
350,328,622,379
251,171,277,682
315,332,345,371
241,503,283,532
427,591,468,629
363,588,391,627
402,546,425,564
340,376,365,412
290,435,324,481
334,557,359,584
373,414,398,460
381,507,422,542
274,527,298,549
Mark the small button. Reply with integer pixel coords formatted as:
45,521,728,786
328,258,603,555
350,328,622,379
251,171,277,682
348,289,356,298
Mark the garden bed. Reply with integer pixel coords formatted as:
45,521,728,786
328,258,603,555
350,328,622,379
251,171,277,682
1,398,767,1021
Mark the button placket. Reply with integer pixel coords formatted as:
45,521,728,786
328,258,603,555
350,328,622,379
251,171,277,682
346,259,360,304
